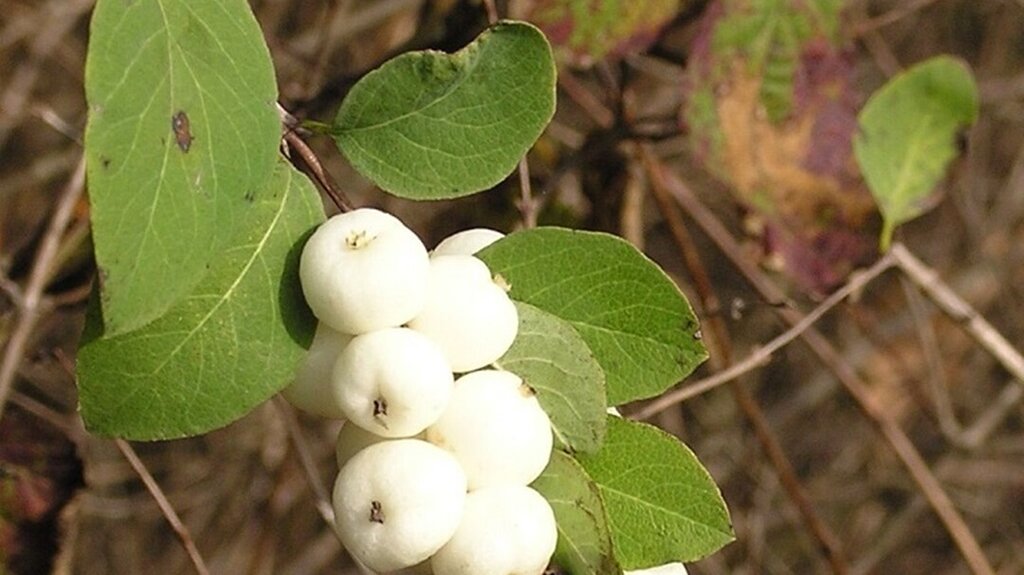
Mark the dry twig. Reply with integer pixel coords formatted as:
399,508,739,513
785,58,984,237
658,168,996,575
272,396,337,530
114,439,211,575
0,156,85,423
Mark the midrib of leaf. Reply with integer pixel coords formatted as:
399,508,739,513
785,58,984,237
599,484,733,538
889,113,936,209
145,168,293,377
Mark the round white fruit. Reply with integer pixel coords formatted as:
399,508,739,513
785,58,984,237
426,370,552,489
432,228,505,256
299,208,430,335
430,485,557,575
332,328,454,438
282,323,352,419
625,563,689,575
408,255,518,372
333,440,467,573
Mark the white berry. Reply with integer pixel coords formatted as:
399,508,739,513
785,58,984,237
332,328,454,438
426,370,552,489
430,485,557,575
282,323,352,419
333,440,467,573
300,208,430,334
625,563,689,575
432,228,505,256
408,255,518,372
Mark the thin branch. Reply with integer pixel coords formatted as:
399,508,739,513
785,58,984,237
899,275,964,441
114,439,211,575
891,242,1024,386
558,73,615,130
639,145,851,573
848,0,943,39
516,158,538,229
634,251,896,419
659,169,996,575
481,0,498,24
0,156,85,423
278,102,354,213
272,396,337,530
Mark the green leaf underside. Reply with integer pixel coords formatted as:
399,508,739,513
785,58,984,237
495,302,606,453
854,56,978,250
84,0,280,335
479,228,707,405
331,20,556,199
532,451,622,575
576,417,733,567
77,162,321,440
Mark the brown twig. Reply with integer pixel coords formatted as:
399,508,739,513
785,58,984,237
847,0,943,39
0,156,85,423
659,168,996,575
114,439,211,575
890,242,1024,387
516,158,539,229
272,396,337,530
481,0,499,24
558,73,615,130
640,146,852,573
634,250,897,419
277,103,354,213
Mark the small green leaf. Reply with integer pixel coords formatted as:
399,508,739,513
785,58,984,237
479,228,706,405
854,56,978,249
576,417,733,567
85,0,280,335
331,21,556,200
77,162,322,440
495,302,606,453
532,451,622,575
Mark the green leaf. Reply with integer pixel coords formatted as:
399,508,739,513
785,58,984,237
854,56,978,250
331,20,556,200
479,228,706,405
77,162,322,440
84,0,280,335
576,417,733,567
495,302,606,453
525,0,682,66
532,451,622,575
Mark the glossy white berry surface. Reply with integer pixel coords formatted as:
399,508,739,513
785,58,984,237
299,208,430,335
625,563,689,575
427,369,552,489
431,228,505,256
333,439,467,573
408,255,518,372
430,485,557,575
332,328,454,438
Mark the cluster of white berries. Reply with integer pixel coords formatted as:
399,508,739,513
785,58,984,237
284,208,557,575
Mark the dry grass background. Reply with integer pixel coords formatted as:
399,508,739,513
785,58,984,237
1,0,1024,574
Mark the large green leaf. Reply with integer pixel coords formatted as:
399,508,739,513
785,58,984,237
85,0,280,335
854,56,978,249
532,451,621,575
77,162,322,440
479,228,706,405
576,417,733,568
331,21,555,200
495,302,606,453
